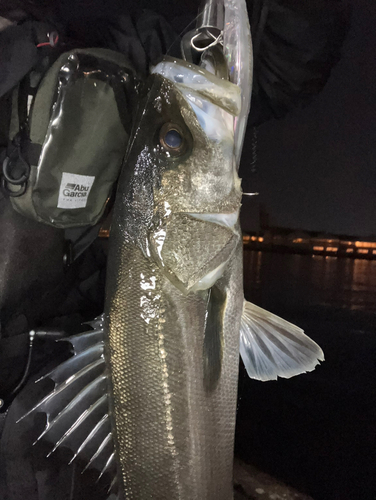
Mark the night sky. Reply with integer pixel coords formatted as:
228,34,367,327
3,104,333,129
240,0,376,238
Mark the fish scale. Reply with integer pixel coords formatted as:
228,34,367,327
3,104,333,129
105,236,243,498
106,248,183,498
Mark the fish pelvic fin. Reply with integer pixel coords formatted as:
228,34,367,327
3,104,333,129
19,314,120,499
239,301,324,381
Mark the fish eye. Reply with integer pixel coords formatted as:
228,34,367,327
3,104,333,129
159,123,185,156
164,129,182,149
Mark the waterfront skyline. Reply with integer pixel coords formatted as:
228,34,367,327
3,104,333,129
242,225,376,260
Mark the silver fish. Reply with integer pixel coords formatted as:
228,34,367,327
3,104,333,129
18,1,324,499
105,58,244,499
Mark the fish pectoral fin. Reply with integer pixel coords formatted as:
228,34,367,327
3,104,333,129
239,301,324,381
18,314,119,499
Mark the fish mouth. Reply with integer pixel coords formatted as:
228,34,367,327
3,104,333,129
187,211,239,231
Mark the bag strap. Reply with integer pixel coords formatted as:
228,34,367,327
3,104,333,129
0,21,64,196
1,68,46,197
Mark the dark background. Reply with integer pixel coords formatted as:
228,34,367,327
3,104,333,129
241,0,376,238
237,4,376,495
221,1,375,498
236,250,376,500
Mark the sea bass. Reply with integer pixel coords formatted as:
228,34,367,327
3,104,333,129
105,58,245,499
18,1,323,499
104,56,324,498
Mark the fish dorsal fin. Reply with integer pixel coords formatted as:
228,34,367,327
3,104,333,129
240,301,324,381
18,315,120,499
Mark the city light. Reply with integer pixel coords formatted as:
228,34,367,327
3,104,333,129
243,230,376,259
355,241,376,248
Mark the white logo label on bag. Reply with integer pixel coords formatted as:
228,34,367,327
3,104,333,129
57,172,95,209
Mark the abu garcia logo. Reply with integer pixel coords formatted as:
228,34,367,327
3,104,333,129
63,182,90,198
58,173,94,209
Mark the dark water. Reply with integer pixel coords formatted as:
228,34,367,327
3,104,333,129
236,251,376,500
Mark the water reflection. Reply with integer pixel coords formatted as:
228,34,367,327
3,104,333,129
238,250,376,500
244,250,376,313
243,250,262,286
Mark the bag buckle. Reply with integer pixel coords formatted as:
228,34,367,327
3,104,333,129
1,135,31,197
